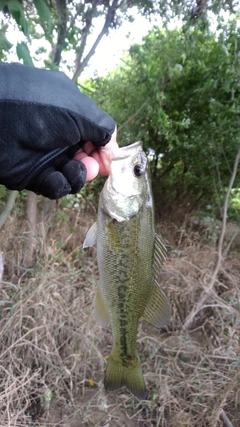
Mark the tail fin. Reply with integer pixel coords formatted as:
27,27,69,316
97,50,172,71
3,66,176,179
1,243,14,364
104,351,147,399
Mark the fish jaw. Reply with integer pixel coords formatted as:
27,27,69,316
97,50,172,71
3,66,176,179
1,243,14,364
98,143,119,175
100,190,144,222
101,141,149,222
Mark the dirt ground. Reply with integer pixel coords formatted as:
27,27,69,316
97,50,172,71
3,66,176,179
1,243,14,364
0,204,240,427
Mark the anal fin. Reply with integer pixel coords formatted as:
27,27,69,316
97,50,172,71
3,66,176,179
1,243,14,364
94,285,110,327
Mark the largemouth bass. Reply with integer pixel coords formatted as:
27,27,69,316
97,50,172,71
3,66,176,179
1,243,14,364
83,141,171,399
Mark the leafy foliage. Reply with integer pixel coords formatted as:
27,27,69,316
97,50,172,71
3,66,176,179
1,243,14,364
87,22,240,217
0,0,161,76
0,0,239,221
2,0,30,39
16,41,34,65
0,28,12,60
161,0,239,22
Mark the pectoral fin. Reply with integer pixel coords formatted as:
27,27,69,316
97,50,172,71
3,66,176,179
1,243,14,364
143,281,171,328
83,222,97,248
94,285,110,327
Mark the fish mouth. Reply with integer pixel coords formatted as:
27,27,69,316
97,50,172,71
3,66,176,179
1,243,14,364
100,141,143,174
112,141,143,161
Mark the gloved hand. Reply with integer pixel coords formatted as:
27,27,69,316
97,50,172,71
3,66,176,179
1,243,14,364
0,63,116,199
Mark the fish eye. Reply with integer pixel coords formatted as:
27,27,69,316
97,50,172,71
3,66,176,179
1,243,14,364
133,164,144,177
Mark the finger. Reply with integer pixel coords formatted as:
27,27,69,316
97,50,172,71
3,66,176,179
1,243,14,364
80,141,96,155
61,159,86,192
91,150,109,176
74,127,119,177
80,127,118,156
30,168,72,199
81,156,99,181
32,160,86,198
74,151,99,181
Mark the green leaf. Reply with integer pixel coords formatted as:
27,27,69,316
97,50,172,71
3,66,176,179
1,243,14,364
33,0,51,32
7,0,30,40
0,32,13,51
16,42,34,66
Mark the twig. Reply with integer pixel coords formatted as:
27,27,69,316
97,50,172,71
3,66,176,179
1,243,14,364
0,252,3,281
220,409,234,427
184,148,240,329
0,190,18,230
72,0,119,82
22,191,38,268
118,102,147,132
78,83,95,93
223,228,240,257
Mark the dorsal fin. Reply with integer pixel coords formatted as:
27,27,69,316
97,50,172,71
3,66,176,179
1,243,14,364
153,233,168,273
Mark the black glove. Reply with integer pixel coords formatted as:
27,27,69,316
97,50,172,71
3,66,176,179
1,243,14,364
0,62,116,199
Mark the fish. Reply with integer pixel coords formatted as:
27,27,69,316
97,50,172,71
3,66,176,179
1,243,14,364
83,141,171,399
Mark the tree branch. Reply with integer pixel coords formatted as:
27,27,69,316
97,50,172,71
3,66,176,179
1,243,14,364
0,190,18,230
72,0,119,82
72,4,95,81
220,410,234,427
118,102,147,132
184,147,240,329
0,252,3,282
22,192,38,268
68,2,84,31
51,0,67,66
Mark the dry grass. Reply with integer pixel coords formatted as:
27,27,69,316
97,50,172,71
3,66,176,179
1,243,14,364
0,205,240,427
